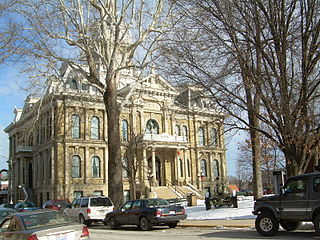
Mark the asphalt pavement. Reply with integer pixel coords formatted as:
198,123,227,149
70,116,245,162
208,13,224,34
178,219,255,228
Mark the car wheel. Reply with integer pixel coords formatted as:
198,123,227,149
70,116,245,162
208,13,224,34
255,212,279,236
280,220,300,231
79,215,91,227
139,217,150,231
168,222,177,228
79,215,85,224
313,215,320,234
109,217,120,230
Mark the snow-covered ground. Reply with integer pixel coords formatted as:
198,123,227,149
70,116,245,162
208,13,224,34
186,196,256,220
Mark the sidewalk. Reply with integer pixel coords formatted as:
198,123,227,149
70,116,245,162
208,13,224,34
178,219,255,228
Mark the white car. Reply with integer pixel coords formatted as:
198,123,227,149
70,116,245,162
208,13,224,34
64,196,114,226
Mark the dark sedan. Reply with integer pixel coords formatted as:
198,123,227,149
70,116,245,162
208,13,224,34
104,198,187,230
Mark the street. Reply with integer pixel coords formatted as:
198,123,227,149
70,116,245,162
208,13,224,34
88,225,319,240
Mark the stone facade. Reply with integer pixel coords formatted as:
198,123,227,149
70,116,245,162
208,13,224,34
5,68,227,206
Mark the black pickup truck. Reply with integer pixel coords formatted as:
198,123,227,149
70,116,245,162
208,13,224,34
253,172,320,236
104,198,187,230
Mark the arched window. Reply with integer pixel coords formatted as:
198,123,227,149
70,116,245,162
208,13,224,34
187,159,191,177
70,79,78,90
71,155,81,178
179,158,183,177
182,125,188,140
175,125,181,136
92,156,100,178
213,159,220,177
198,127,205,146
71,114,80,139
146,119,159,134
91,116,100,140
210,128,217,146
122,157,129,178
122,120,129,141
200,159,207,177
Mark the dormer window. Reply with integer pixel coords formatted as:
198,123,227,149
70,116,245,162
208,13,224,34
70,79,78,90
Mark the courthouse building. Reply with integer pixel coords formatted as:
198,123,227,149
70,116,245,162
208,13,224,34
5,66,228,205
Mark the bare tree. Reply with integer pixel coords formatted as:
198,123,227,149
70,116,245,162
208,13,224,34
237,133,285,190
5,0,171,209
160,0,320,198
0,0,19,63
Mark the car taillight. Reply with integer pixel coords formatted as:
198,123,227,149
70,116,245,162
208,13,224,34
27,234,39,240
87,208,91,214
182,208,186,215
156,209,162,217
81,226,90,238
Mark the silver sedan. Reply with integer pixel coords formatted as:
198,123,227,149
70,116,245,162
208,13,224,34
0,210,91,240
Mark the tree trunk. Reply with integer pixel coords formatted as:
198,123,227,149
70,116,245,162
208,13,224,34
105,76,123,209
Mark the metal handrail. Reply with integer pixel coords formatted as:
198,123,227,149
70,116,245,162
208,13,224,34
165,179,186,198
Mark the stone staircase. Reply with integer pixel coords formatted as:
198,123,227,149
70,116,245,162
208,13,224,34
152,184,204,200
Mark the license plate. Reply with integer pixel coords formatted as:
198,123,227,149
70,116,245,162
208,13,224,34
47,231,76,240
169,211,175,215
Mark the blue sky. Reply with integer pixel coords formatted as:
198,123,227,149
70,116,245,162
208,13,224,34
0,65,27,169
0,65,242,176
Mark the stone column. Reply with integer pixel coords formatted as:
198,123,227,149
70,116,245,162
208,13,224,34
151,147,157,186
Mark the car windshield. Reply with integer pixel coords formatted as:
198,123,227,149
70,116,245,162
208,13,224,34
90,198,113,207
21,211,71,230
146,199,169,207
0,211,13,218
18,203,34,208
54,200,69,207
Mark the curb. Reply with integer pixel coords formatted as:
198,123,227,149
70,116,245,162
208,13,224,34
179,224,254,228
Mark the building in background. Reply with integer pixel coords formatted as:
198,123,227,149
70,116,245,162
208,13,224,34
4,66,227,205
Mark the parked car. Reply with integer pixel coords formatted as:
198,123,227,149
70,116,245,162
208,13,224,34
0,204,15,209
0,209,16,222
263,188,273,195
253,172,320,236
0,210,90,239
14,202,40,211
42,199,70,211
104,198,187,230
64,196,114,226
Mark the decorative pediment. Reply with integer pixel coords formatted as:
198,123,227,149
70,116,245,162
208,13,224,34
141,74,177,94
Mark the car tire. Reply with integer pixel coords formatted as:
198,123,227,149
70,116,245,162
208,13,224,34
280,220,300,231
79,215,91,227
109,217,120,230
168,222,178,228
255,212,279,236
139,217,150,231
313,215,320,234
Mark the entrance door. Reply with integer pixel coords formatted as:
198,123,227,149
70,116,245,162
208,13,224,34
148,156,162,186
155,157,161,186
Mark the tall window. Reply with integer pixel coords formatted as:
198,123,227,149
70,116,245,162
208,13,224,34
122,120,129,141
71,114,80,139
198,127,205,146
213,160,220,177
175,125,181,136
179,158,183,177
71,155,81,178
146,119,159,134
91,116,100,140
70,79,78,90
182,125,188,140
92,156,100,178
200,159,207,177
210,128,217,146
123,157,129,178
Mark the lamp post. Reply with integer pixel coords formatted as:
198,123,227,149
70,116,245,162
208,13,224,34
0,155,11,203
